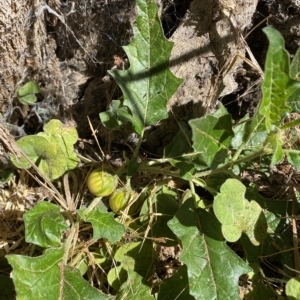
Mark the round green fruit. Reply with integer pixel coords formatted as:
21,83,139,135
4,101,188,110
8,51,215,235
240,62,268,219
87,169,118,197
109,188,130,212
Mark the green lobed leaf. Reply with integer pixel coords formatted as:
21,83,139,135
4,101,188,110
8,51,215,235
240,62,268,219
168,198,252,300
78,207,125,244
115,270,154,300
107,241,156,291
105,0,183,135
231,115,267,151
189,110,234,169
10,119,78,181
24,202,68,248
7,248,109,300
286,277,300,300
100,100,133,129
39,119,79,170
17,81,40,105
213,179,267,245
259,27,295,132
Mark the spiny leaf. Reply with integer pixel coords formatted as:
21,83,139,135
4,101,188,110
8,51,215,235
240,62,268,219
168,198,252,300
7,248,109,300
102,0,183,135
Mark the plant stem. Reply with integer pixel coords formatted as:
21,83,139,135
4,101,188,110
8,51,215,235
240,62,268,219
86,197,103,213
133,134,144,158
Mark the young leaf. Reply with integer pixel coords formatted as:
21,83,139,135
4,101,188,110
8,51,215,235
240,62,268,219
24,202,68,248
259,27,295,132
168,198,252,299
116,270,154,300
7,248,109,300
77,207,125,244
17,81,40,105
189,110,234,169
100,100,132,129
213,179,267,245
104,0,183,135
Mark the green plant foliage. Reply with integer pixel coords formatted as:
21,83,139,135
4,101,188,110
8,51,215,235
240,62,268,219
99,100,132,130
7,248,109,300
100,0,183,135
78,207,125,243
290,48,300,81
116,270,154,300
213,179,267,245
6,2,300,298
41,119,78,169
140,186,179,246
11,119,78,180
286,277,300,300
163,122,207,179
107,241,156,291
189,107,234,169
168,198,252,299
259,27,299,132
17,81,40,105
24,202,68,248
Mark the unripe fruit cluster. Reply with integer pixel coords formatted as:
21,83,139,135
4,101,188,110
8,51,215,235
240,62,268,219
87,169,140,215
